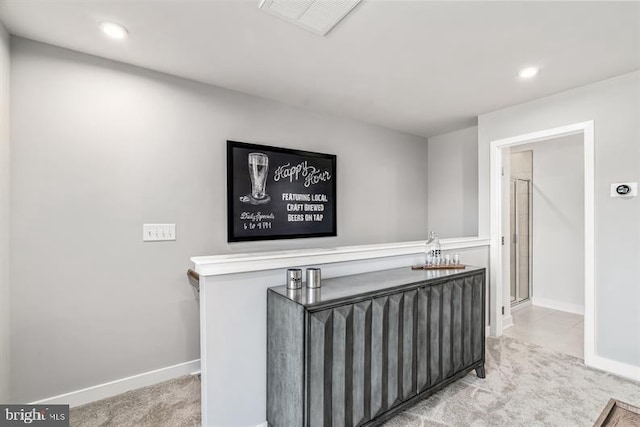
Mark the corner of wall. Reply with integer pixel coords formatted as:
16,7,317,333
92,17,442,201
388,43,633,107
426,125,479,238
424,137,429,233
0,19,11,403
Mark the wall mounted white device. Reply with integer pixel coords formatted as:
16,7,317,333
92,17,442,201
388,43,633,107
610,182,637,198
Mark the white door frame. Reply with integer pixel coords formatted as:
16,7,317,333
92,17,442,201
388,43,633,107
489,120,595,366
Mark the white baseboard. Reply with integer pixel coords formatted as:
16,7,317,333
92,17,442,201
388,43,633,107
588,354,640,383
30,359,200,408
510,300,532,313
532,297,584,315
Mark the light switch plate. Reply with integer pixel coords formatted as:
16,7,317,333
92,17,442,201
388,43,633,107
610,182,637,198
143,224,176,241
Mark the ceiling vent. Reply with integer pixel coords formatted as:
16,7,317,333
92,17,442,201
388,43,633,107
259,0,362,36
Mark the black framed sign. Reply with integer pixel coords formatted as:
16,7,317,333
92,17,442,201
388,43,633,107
227,140,337,242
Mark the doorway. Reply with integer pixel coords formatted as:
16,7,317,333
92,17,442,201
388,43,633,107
488,121,595,366
505,136,585,358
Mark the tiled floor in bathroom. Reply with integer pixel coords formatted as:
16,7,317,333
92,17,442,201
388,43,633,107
503,304,584,359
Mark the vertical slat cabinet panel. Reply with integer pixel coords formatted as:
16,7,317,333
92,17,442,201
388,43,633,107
462,278,473,367
351,300,372,426
308,310,333,427
429,284,442,384
267,292,305,427
370,296,388,418
332,305,354,427
401,290,417,400
386,293,403,410
472,274,484,362
416,286,430,392
441,282,453,379
451,279,464,372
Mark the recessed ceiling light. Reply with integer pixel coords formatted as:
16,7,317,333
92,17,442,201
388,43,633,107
518,66,540,79
100,22,128,39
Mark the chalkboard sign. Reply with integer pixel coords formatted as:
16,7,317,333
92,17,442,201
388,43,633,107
227,140,337,242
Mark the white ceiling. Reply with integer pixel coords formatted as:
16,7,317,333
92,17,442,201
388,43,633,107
0,0,639,138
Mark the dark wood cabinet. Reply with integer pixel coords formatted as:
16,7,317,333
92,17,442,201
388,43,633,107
267,266,485,427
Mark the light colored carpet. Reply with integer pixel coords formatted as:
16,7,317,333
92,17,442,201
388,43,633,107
70,375,200,427
382,337,640,426
70,336,640,426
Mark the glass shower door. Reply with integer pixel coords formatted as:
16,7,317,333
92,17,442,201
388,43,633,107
510,178,532,305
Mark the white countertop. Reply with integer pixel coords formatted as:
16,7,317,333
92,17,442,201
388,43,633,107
191,237,490,276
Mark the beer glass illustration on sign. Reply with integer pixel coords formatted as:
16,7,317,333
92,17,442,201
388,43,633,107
243,152,271,204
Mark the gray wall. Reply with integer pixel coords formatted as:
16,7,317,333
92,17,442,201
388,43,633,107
0,21,10,403
10,38,429,402
478,71,640,367
512,135,585,314
426,126,478,238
